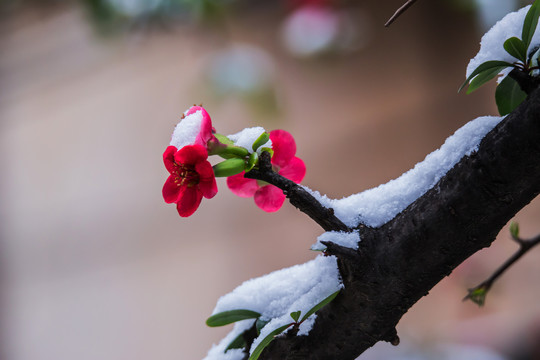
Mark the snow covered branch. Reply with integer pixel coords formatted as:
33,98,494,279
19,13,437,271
256,85,540,359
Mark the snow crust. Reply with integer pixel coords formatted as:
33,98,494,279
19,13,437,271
312,230,360,251
227,127,272,154
204,255,342,359
467,4,540,80
306,116,503,228
169,109,203,149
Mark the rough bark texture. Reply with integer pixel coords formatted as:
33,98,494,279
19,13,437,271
258,87,540,359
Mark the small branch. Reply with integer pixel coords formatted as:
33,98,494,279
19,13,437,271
464,230,540,306
508,68,540,95
244,152,350,232
385,0,419,27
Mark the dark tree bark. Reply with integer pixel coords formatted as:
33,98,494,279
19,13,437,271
256,86,540,359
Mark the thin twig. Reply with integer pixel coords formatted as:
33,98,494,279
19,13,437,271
385,0,419,27
244,152,350,232
464,230,540,306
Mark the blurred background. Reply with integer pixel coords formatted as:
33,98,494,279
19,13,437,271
1,0,540,359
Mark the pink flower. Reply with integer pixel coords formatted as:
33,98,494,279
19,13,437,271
170,106,216,150
162,145,218,217
227,130,306,212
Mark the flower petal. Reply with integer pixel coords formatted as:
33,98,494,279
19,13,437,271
176,186,203,217
186,106,215,147
278,157,306,183
254,185,286,212
195,160,218,199
227,172,259,198
270,130,296,168
175,144,208,165
163,146,178,173
162,175,181,203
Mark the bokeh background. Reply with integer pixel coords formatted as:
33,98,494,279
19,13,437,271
1,1,540,359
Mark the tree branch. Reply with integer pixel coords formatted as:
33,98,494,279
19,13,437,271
385,0,419,27
464,229,540,306
258,85,540,359
244,151,350,232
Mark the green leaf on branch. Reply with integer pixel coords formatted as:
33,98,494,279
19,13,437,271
214,133,234,145
467,67,505,94
522,0,540,50
206,309,261,327
300,289,341,322
256,318,269,335
503,37,527,62
510,221,520,239
495,75,527,115
249,323,292,360
213,158,246,177
465,286,488,307
252,132,270,152
246,152,258,172
290,311,301,322
225,333,246,352
459,60,514,93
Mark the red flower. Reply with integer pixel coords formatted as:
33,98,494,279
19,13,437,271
227,130,306,212
170,106,216,149
163,145,218,217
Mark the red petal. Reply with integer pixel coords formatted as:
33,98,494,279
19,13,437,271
279,157,306,183
227,172,259,198
176,186,203,217
195,160,218,199
162,175,181,203
254,185,286,212
163,146,178,173
186,106,214,146
270,130,296,168
175,145,208,165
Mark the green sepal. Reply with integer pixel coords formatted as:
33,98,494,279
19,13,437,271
503,37,527,62
214,133,234,145
206,309,261,327
459,60,514,92
245,152,259,172
225,333,246,352
213,158,247,177
509,221,520,239
252,132,270,152
248,323,292,360
300,290,340,322
522,0,540,50
495,75,527,115
290,311,301,323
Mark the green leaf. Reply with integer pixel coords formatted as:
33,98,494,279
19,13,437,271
465,286,488,307
225,333,246,352
495,75,527,115
206,309,261,327
252,132,270,152
290,311,301,322
509,221,520,239
214,133,234,145
503,37,527,62
522,0,540,50
459,60,514,92
213,158,246,177
466,67,505,94
255,318,269,335
249,323,292,360
245,152,258,172
300,290,341,322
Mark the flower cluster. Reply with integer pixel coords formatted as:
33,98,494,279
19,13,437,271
162,105,306,217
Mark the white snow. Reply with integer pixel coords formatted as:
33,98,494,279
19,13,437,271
169,109,204,149
227,127,272,154
305,116,503,228
203,255,342,359
312,230,360,251
467,4,540,81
